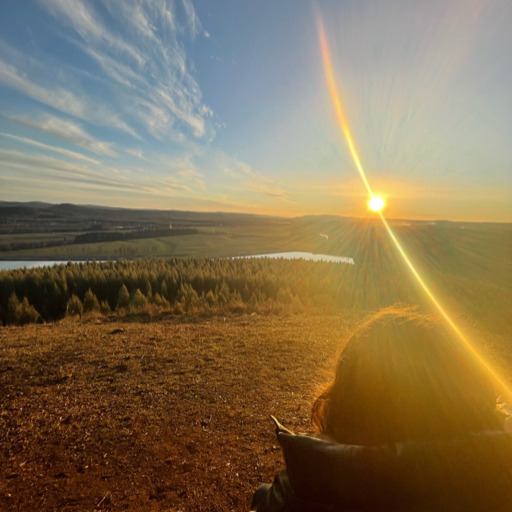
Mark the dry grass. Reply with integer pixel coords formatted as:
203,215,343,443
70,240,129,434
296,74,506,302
1,313,511,511
0,314,355,511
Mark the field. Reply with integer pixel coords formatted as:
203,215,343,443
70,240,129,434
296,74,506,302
2,313,512,512
2,203,510,267
0,203,295,259
1,314,353,512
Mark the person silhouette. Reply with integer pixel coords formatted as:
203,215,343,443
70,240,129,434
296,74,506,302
251,307,512,511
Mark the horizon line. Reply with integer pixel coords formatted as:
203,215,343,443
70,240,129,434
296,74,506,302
1,199,511,224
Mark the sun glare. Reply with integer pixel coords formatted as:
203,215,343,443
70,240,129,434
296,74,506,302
368,196,385,212
317,15,512,403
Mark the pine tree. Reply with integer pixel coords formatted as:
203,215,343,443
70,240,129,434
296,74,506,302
100,300,111,315
18,297,40,324
7,293,20,324
152,293,170,309
205,289,216,307
160,280,168,300
83,288,100,313
129,289,148,311
66,294,83,317
144,280,152,300
177,282,199,310
7,293,39,325
117,284,130,309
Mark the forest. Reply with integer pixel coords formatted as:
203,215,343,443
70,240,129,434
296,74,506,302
1,252,509,338
0,258,352,325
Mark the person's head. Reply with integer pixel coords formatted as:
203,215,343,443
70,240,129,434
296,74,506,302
312,307,502,445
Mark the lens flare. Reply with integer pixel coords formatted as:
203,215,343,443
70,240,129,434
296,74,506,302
368,196,385,212
317,16,512,403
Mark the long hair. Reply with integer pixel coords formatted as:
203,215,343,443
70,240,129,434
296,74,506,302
312,307,503,445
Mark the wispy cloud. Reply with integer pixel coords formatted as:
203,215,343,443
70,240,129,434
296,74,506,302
123,148,152,162
0,0,263,212
180,0,203,38
1,148,114,184
38,0,214,141
4,113,117,156
0,148,196,197
0,42,140,140
152,176,193,193
0,56,86,118
0,132,100,165
177,169,205,188
219,158,273,184
249,183,295,204
43,0,145,67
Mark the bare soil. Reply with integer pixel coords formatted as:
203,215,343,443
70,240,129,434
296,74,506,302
1,314,355,511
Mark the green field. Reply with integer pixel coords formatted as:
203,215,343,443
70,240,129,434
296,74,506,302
2,217,511,337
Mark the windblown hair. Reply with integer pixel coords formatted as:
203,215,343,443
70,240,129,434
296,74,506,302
312,307,503,445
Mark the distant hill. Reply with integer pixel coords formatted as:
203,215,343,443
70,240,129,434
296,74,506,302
0,200,283,236
0,201,52,209
0,201,275,221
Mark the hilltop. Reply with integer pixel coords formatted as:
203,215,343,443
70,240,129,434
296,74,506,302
2,313,511,512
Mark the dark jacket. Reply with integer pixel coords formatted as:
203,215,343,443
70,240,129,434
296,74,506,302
251,417,512,512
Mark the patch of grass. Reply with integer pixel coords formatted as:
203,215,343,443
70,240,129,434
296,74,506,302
1,314,511,511
0,315,350,511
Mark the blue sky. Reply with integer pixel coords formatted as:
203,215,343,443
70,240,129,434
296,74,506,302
0,0,510,220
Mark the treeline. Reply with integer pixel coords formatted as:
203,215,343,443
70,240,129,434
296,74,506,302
1,258,506,333
0,258,364,325
72,228,198,245
0,240,69,252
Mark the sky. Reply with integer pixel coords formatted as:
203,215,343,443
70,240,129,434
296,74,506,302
0,0,510,221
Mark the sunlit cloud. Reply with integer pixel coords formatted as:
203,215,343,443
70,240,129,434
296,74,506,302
1,165,265,214
3,113,116,156
177,169,205,189
219,158,273,185
1,149,118,184
0,132,100,165
249,183,295,204
152,177,193,193
0,148,194,197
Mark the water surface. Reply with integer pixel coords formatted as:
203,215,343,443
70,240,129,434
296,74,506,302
0,261,92,271
242,252,355,264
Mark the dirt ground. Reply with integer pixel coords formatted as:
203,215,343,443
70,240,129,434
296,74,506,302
0,314,354,512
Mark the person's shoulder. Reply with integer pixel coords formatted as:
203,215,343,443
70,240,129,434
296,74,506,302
270,416,512,510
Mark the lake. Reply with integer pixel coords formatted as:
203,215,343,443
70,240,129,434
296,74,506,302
0,252,355,272
0,261,95,271
242,252,355,264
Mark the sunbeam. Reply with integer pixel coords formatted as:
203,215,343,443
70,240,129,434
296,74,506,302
317,15,512,403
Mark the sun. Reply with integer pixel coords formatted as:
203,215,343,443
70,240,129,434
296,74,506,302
368,195,385,212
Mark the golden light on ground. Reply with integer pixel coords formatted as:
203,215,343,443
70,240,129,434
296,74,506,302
317,15,512,403
368,196,385,212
